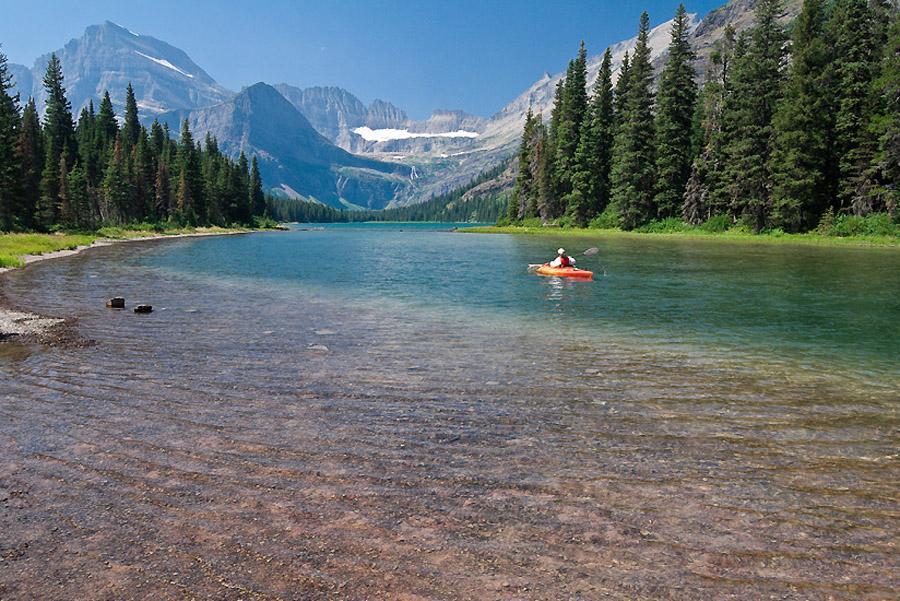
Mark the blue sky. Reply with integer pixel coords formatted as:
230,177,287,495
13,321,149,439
1,0,723,119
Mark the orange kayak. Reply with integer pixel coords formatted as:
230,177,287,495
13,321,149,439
535,264,594,279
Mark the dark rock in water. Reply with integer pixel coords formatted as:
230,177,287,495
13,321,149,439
106,297,125,309
134,305,153,314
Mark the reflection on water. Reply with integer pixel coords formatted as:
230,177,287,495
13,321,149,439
0,226,897,599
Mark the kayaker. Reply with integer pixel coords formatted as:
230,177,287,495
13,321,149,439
548,248,575,268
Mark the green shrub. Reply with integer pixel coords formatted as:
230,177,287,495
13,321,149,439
815,207,836,235
700,214,731,232
556,215,575,229
521,217,543,228
634,217,689,233
588,205,622,229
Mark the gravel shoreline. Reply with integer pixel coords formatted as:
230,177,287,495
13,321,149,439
0,231,248,341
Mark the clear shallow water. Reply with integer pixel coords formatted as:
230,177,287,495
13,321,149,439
0,223,897,599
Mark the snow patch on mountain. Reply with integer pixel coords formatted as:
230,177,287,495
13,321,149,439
134,51,194,78
353,126,479,142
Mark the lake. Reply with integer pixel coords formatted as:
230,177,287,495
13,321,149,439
1,223,897,599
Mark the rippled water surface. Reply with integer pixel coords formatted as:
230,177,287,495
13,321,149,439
1,224,898,600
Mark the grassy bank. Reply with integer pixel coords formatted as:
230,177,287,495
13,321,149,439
0,225,254,269
461,225,900,248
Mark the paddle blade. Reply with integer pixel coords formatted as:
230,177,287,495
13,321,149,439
583,247,599,256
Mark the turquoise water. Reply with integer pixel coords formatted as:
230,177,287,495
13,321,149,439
147,223,900,380
1,223,897,598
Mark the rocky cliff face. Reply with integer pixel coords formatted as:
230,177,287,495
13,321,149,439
157,83,411,209
273,85,487,157
272,84,368,148
365,99,408,129
14,21,232,117
7,63,32,103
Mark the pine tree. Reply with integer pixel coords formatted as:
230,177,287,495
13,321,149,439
511,107,537,220
154,161,171,220
76,101,99,186
121,83,140,149
16,99,42,230
610,12,657,229
101,138,131,223
58,152,74,227
699,26,743,219
36,139,60,229
554,42,589,213
867,13,899,215
720,0,786,230
249,155,266,218
175,169,192,224
769,0,833,231
569,48,614,225
176,119,200,223
614,52,632,121
653,4,698,219
132,129,153,221
66,165,92,229
829,0,881,214
38,54,76,227
95,91,118,152
0,47,21,231
41,54,76,168
535,125,555,222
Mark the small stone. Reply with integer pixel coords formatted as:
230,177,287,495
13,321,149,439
106,297,125,309
133,305,153,314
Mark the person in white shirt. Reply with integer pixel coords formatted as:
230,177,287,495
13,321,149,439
548,248,575,268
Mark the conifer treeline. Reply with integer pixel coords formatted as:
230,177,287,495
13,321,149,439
0,52,268,232
508,0,898,232
270,161,509,223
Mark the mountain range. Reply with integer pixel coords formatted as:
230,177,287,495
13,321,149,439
6,0,801,209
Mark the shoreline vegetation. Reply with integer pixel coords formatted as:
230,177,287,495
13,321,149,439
462,222,900,248
0,224,275,270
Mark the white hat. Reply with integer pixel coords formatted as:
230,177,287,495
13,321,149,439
557,248,565,255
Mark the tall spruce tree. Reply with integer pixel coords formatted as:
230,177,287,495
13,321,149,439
720,0,786,230
614,52,632,121
829,0,883,214
16,98,42,230
38,54,76,228
554,42,589,214
511,107,537,220
122,83,140,149
40,54,76,168
653,4,698,219
769,0,833,231
569,48,615,225
610,12,657,229
249,156,266,218
867,12,899,215
0,47,21,231
176,119,200,223
683,25,737,224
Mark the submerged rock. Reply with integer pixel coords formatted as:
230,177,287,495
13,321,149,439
106,297,125,309
133,305,153,314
